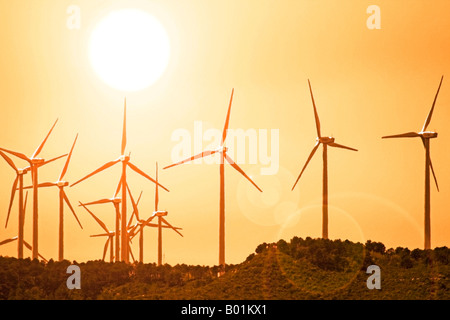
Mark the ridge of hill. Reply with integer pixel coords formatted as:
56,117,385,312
0,237,449,299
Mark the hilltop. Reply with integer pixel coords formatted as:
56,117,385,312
0,237,449,299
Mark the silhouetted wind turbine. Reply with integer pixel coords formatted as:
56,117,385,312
0,193,47,262
79,202,137,263
79,202,117,262
23,134,82,261
164,89,262,271
0,236,47,262
0,119,66,259
382,76,443,250
71,98,168,263
129,163,183,265
292,80,358,239
79,197,122,262
0,150,29,259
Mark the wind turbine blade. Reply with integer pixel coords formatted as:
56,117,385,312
142,222,159,228
328,142,358,152
32,119,58,158
127,162,169,192
128,243,136,263
136,191,143,206
5,176,18,229
160,217,183,237
162,225,182,230
143,215,157,226
121,98,127,156
79,202,109,233
128,224,141,240
23,191,28,225
23,240,31,250
23,182,57,190
71,159,120,187
59,134,78,181
224,154,262,192
128,190,143,228
0,236,18,246
0,150,18,173
114,174,122,197
421,138,440,192
422,75,443,132
308,80,321,137
382,132,420,139
24,240,48,262
0,148,31,163
102,239,109,261
62,191,83,229
40,182,58,188
126,183,140,226
163,150,218,170
221,88,234,146
80,198,112,206
90,233,111,238
130,191,143,229
40,154,68,167
23,240,48,262
430,158,439,192
292,141,320,191
155,162,159,211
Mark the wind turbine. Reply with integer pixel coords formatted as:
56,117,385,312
79,202,137,263
164,89,262,271
0,119,66,260
79,197,122,262
23,134,82,261
71,98,168,263
0,237,48,262
382,76,443,250
79,202,117,262
129,163,183,265
0,192,47,262
292,80,358,239
0,150,29,259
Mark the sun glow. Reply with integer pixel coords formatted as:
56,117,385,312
89,9,170,92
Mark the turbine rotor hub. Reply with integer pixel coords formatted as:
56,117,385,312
112,197,122,204
216,146,228,153
120,155,130,162
57,181,68,187
319,136,335,144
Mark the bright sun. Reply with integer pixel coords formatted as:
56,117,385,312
89,9,170,92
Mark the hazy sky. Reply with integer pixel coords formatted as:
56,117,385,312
1,0,450,266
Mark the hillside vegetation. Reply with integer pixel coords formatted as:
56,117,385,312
0,237,449,299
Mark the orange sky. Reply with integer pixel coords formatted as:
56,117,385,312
1,0,450,266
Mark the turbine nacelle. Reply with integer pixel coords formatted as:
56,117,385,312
119,155,130,162
419,131,438,139
153,210,168,217
215,146,228,154
57,181,69,187
318,136,335,144
111,197,122,204
31,158,45,165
